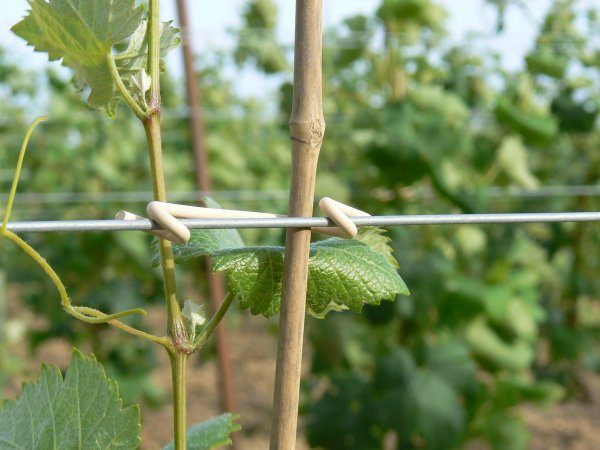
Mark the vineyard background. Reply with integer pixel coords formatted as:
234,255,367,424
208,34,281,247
1,0,600,449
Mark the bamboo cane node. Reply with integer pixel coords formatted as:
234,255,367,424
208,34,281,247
310,118,325,145
289,118,325,147
290,135,311,145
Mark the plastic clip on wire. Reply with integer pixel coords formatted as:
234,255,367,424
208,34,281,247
116,197,370,244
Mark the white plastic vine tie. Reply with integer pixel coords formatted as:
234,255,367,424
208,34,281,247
115,210,179,242
318,197,371,238
117,198,370,244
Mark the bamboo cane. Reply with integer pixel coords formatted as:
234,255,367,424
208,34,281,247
270,1,325,448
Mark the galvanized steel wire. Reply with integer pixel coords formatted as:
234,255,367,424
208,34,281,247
5,211,600,234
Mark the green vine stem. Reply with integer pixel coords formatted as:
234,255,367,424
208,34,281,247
1,117,47,233
170,351,188,450
143,1,188,448
0,118,170,348
143,117,185,340
2,230,170,347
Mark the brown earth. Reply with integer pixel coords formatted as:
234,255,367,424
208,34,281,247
3,298,600,450
522,401,600,450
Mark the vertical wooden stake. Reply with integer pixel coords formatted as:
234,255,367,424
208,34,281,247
175,0,210,193
270,1,324,449
175,2,239,446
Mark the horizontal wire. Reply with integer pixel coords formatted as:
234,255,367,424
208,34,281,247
4,185,600,206
5,211,600,234
0,190,289,204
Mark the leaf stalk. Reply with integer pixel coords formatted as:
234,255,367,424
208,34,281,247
106,55,148,119
2,230,170,348
194,291,236,350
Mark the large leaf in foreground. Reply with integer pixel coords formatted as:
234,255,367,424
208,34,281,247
163,414,241,450
12,0,143,114
0,350,140,449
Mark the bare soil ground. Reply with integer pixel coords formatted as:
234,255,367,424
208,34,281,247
3,298,600,450
522,395,600,450
139,314,311,450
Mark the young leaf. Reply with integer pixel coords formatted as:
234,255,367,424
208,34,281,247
12,1,181,117
115,20,182,75
131,69,152,99
0,350,140,449
163,413,241,450
182,299,208,341
12,0,144,115
151,226,245,268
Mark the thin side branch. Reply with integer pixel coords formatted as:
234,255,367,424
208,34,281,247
1,117,47,233
2,230,170,349
194,291,236,349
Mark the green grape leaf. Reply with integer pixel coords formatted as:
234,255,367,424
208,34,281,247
495,97,558,145
211,246,285,317
0,350,140,449
160,200,408,318
115,20,182,75
480,412,529,450
526,47,569,79
163,414,241,450
355,227,399,268
168,228,245,264
150,198,244,267
371,351,464,450
306,372,381,450
497,135,538,188
12,0,144,115
209,238,409,318
307,239,408,316
424,340,476,392
234,0,288,74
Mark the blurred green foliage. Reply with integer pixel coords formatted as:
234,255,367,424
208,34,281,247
236,0,600,448
0,0,599,448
